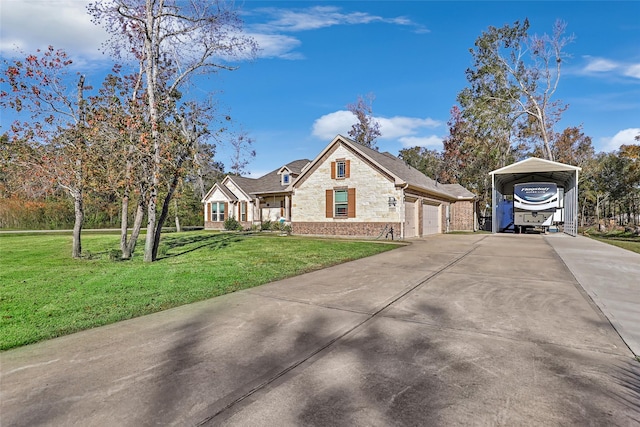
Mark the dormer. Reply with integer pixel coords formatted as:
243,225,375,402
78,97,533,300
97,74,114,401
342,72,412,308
277,166,296,186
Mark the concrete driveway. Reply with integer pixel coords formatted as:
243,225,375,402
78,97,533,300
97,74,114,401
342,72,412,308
1,234,639,426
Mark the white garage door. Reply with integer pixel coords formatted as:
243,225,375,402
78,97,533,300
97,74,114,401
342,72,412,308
422,203,440,235
404,201,417,238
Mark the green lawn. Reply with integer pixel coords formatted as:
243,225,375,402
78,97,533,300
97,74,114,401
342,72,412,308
0,231,400,350
582,228,640,255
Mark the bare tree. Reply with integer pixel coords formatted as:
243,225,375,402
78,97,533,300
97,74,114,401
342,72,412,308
89,0,257,261
347,93,381,150
229,132,256,176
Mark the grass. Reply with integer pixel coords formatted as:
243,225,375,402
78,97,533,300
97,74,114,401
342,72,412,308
582,228,640,255
0,231,400,350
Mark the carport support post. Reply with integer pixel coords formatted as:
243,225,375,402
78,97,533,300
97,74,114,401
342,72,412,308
491,173,497,233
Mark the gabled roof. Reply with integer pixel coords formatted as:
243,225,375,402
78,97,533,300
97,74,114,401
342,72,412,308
490,157,581,175
292,135,474,201
490,157,581,193
242,159,310,195
201,181,239,203
203,159,310,202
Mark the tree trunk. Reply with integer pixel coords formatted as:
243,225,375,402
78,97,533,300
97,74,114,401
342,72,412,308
120,191,129,254
123,198,145,260
143,4,160,263
174,198,181,233
151,173,181,260
72,190,83,258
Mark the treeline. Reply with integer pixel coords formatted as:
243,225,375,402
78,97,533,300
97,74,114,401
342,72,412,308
0,182,206,231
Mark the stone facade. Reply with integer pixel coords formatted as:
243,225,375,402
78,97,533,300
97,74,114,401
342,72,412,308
292,145,404,224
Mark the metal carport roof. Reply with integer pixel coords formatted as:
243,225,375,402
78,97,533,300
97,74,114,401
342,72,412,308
489,158,581,236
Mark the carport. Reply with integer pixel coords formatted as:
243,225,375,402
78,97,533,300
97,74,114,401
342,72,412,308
490,158,581,236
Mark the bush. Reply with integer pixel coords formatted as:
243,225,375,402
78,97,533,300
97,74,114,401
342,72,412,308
223,216,242,231
261,220,272,230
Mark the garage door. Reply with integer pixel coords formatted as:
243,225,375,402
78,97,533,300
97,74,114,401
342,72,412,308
422,203,440,235
404,201,417,238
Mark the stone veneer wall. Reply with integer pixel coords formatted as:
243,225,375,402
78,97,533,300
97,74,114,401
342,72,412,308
450,200,475,231
292,144,403,223
293,222,401,238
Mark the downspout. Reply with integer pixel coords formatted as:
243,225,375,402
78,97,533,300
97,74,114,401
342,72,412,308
400,183,408,239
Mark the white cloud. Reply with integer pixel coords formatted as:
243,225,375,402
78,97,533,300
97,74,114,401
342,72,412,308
584,57,619,72
312,110,356,139
399,136,443,148
311,110,442,145
623,64,640,79
0,0,109,60
252,6,426,34
250,33,304,60
600,128,640,152
377,116,441,139
581,56,640,80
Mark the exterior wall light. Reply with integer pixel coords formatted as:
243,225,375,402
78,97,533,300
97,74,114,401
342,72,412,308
388,197,397,207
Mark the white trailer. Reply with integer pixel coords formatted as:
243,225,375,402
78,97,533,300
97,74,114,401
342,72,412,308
513,182,559,232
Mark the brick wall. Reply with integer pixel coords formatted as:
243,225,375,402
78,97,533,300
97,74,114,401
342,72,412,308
293,222,401,238
450,200,475,231
204,221,224,230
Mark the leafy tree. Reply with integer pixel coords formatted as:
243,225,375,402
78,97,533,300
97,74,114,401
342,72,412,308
89,0,257,261
347,93,381,150
461,19,573,161
398,146,444,181
550,125,594,167
1,47,91,258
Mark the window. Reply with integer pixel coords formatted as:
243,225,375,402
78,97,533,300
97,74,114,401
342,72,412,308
336,161,346,179
240,202,247,221
210,202,226,221
282,174,290,184
330,159,350,179
334,190,348,217
326,188,356,218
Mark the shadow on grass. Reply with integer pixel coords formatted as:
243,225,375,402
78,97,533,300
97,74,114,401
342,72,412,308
157,232,254,259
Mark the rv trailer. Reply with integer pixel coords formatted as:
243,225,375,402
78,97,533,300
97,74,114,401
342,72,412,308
513,182,559,232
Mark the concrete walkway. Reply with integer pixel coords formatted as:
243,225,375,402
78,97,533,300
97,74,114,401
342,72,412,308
546,233,640,356
1,234,639,426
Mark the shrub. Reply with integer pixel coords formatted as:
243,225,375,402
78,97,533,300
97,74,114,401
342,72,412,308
223,216,242,231
261,220,272,230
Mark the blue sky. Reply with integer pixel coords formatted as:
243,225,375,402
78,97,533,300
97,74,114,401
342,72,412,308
1,1,639,177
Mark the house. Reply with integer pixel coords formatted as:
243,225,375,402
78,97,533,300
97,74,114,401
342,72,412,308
203,135,476,238
288,135,476,238
202,159,310,230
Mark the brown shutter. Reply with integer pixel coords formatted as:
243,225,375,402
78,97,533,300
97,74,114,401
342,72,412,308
207,203,211,222
224,202,228,219
326,189,333,218
330,161,336,179
347,188,356,218
345,160,350,178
